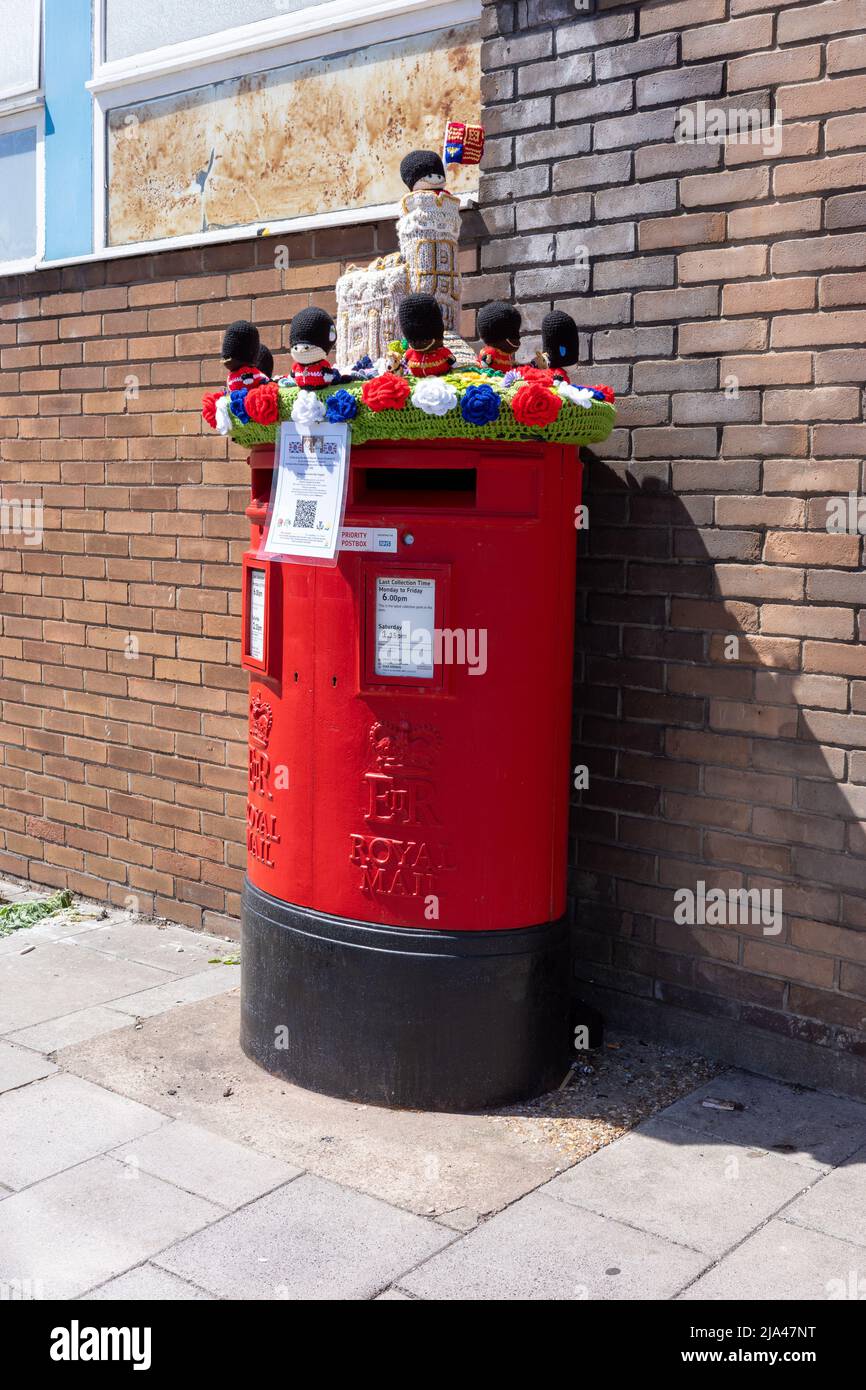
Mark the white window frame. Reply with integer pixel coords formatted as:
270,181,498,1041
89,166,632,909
0,104,46,275
85,0,481,264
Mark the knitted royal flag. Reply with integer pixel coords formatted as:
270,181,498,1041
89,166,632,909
443,121,485,166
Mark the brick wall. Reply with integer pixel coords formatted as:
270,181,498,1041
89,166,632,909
476,0,866,1093
0,225,478,936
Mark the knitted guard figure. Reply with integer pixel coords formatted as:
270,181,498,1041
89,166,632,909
537,310,580,382
289,307,339,390
398,294,456,378
222,321,270,392
399,149,447,193
476,301,522,373
256,344,274,381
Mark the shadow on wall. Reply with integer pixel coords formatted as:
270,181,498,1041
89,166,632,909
568,455,866,1087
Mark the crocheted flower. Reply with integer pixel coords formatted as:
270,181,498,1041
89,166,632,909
245,381,280,425
201,390,221,430
325,389,358,423
411,377,458,417
518,365,558,388
291,390,327,430
460,383,501,426
557,383,595,410
362,372,411,412
229,388,250,425
502,369,520,389
511,382,563,428
215,396,233,436
591,384,616,403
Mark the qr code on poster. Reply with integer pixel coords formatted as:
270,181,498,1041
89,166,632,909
293,499,317,529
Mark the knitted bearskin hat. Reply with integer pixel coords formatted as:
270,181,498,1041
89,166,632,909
399,149,446,191
221,320,260,368
398,293,445,346
542,310,580,368
477,301,522,350
290,307,337,353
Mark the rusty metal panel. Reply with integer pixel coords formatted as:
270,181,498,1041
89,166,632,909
106,23,481,247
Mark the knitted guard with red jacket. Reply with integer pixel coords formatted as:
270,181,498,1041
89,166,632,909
404,345,455,377
476,345,517,373
291,360,338,390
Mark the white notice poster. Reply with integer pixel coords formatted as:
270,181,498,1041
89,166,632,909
263,421,350,563
375,576,436,679
249,569,265,662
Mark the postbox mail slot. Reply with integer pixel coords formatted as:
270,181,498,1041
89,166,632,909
353,466,477,509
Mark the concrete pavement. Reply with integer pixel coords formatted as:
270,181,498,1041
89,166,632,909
2,882,866,1301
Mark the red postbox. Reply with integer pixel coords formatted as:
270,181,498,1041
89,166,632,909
240,437,582,1110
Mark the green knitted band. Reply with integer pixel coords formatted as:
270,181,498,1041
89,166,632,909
225,378,616,449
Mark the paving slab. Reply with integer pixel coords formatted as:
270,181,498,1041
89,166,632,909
111,1120,302,1209
155,1173,454,1300
783,1143,866,1249
0,1155,221,1300
0,1073,168,1191
83,1264,215,1301
7,1004,135,1054
69,918,235,978
400,1190,709,1300
0,941,168,1034
544,1116,816,1256
680,1217,866,1301
57,993,571,1223
108,967,241,1019
0,1040,57,1093
657,1071,866,1172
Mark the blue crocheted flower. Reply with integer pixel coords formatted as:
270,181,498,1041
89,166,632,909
460,383,501,426
229,388,250,424
325,389,358,423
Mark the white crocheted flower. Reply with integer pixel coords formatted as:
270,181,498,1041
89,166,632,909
215,395,233,435
556,383,595,410
411,377,459,417
291,390,326,430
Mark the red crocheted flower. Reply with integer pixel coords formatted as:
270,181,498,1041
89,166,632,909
517,365,558,387
361,372,411,412
511,381,563,428
201,390,221,429
245,381,280,425
591,384,616,404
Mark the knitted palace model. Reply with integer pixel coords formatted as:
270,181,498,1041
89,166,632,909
335,150,462,371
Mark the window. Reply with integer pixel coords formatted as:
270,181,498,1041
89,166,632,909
0,124,38,262
0,0,41,103
0,0,43,271
104,0,332,63
90,0,481,255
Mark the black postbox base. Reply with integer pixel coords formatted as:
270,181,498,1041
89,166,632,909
240,878,573,1112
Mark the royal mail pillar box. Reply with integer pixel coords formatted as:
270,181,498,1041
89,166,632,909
239,438,581,1111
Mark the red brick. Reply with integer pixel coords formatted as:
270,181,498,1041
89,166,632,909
774,151,866,197
682,14,773,60
678,245,767,283
764,386,861,421
639,212,726,251
728,200,822,239
728,44,821,92
681,168,770,208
